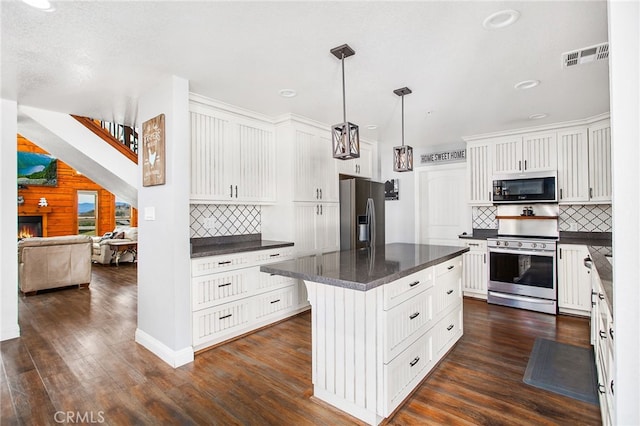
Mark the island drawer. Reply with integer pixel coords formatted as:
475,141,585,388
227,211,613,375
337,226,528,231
383,287,434,363
383,267,434,310
434,304,463,357
383,326,435,416
435,256,462,279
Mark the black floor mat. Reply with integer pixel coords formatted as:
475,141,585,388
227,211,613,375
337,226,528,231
523,337,599,405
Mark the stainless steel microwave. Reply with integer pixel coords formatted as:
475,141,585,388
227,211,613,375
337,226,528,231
492,171,557,204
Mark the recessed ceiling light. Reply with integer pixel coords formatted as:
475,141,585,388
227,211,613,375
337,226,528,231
514,80,540,90
426,111,434,117
21,0,55,11
279,89,296,98
482,9,520,29
366,125,378,130
529,113,548,120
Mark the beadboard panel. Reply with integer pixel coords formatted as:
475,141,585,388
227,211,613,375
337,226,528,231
588,124,612,202
190,112,228,200
557,128,589,202
238,124,276,202
522,132,557,172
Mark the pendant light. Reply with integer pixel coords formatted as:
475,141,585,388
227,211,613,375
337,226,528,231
393,87,413,172
330,44,360,160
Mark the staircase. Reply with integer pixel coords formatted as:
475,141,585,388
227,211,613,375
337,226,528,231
18,106,138,207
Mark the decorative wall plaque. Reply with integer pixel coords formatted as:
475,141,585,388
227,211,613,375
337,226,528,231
142,113,166,186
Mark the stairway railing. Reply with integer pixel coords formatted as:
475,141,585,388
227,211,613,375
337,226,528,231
71,115,138,164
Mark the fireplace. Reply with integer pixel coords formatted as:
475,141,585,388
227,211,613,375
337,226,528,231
18,216,43,239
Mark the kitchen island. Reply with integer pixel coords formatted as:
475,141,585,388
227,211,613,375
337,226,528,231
261,243,468,425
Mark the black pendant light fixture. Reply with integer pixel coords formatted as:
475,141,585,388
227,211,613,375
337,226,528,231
330,44,360,160
393,87,413,172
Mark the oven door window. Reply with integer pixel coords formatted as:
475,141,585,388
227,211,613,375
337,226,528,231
489,251,554,289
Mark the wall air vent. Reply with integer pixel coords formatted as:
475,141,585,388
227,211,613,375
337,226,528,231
562,42,609,68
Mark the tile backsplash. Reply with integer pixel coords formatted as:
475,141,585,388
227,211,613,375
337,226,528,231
471,204,612,232
190,204,261,238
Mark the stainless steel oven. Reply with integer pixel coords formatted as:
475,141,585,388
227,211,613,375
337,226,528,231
487,237,557,314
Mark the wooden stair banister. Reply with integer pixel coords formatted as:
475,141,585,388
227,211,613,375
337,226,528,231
71,115,138,164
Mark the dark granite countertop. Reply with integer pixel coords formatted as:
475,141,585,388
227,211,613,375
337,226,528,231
559,231,612,247
458,229,498,240
588,246,613,314
190,234,294,258
260,243,469,292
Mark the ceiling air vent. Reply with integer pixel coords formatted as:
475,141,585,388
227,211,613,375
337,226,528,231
562,42,609,68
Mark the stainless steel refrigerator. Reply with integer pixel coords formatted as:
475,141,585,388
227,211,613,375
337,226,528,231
339,178,385,250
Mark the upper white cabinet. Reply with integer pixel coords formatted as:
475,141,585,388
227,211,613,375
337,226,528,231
293,128,338,203
557,119,611,204
190,102,276,204
337,141,373,179
492,132,557,174
467,143,492,205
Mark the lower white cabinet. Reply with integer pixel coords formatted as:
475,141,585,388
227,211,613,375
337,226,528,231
592,267,614,426
191,247,309,351
461,240,488,299
557,244,592,316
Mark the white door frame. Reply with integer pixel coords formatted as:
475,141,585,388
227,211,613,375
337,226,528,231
414,162,470,245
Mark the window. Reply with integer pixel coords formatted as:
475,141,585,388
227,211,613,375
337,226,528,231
77,190,98,236
115,197,131,226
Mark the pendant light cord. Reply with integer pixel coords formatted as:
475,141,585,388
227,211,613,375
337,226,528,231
341,53,347,124
401,94,405,147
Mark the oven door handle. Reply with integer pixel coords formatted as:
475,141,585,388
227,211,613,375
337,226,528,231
488,248,555,257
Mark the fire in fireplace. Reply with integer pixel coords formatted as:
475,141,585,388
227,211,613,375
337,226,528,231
18,216,43,239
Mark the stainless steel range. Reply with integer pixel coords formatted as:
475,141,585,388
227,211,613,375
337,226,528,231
487,204,559,315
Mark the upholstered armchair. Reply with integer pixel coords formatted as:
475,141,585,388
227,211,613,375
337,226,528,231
91,226,138,264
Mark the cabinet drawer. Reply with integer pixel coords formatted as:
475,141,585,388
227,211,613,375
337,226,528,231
435,256,462,278
383,267,433,310
192,299,252,346
434,274,462,316
253,285,297,319
192,253,251,276
192,268,252,310
434,305,463,357
254,247,294,264
383,327,434,416
383,288,434,363
255,270,296,293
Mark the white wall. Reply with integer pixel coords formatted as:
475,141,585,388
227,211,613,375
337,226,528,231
609,0,640,423
1,99,20,341
135,76,193,367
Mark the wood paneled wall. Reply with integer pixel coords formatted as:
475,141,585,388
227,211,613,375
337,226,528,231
17,136,137,237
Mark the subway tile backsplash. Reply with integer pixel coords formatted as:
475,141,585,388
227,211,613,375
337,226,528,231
471,204,612,232
190,204,261,238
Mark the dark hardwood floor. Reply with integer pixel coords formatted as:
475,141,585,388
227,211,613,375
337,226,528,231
1,264,601,425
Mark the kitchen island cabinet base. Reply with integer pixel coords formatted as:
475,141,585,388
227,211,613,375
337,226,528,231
303,273,463,425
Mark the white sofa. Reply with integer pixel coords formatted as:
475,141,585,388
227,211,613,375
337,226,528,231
92,226,138,264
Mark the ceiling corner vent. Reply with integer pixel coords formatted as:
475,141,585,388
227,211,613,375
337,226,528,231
562,42,609,68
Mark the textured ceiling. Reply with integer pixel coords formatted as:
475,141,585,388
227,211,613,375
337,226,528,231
1,1,610,149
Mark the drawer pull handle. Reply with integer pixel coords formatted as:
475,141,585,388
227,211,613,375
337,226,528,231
447,265,454,270
468,243,479,246
409,312,420,320
270,253,280,257
218,282,232,288
599,330,607,339
269,273,276,276
609,328,614,340
598,384,606,394
610,380,614,395
447,324,454,331
409,357,420,367
218,261,232,265
270,299,281,304
409,281,420,287
598,293,605,300
446,289,454,295
219,314,232,320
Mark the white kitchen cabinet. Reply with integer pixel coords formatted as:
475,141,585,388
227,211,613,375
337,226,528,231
592,267,614,426
337,140,373,179
461,240,487,299
190,105,276,204
293,128,338,203
588,120,612,203
557,244,592,316
294,202,339,255
191,246,309,351
467,143,492,205
492,132,557,174
557,119,611,204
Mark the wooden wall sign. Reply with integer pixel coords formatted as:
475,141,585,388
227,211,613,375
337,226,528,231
142,113,166,186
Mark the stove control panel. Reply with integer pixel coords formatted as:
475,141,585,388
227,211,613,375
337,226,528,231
487,238,556,252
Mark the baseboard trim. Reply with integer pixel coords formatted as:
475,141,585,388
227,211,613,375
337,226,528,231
1,324,20,341
134,328,194,368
